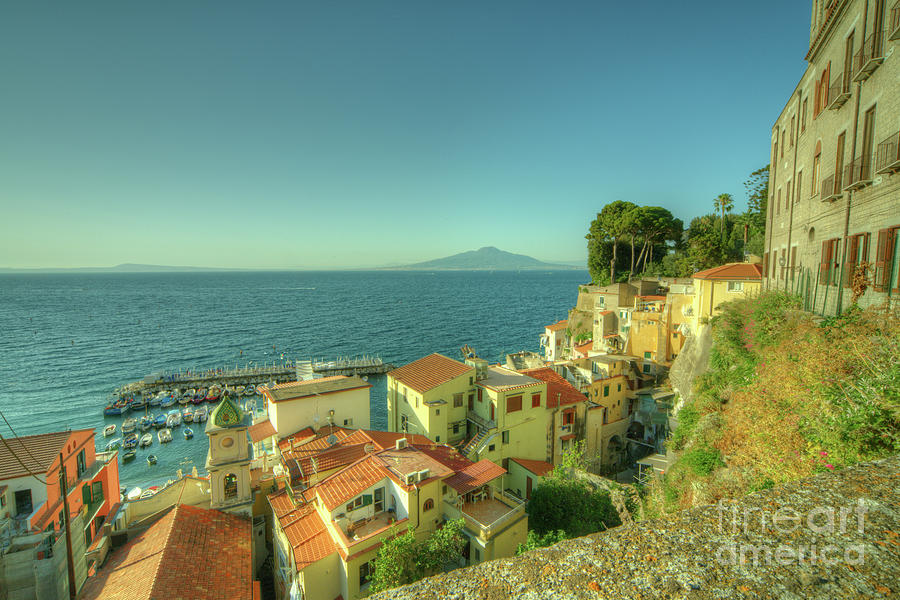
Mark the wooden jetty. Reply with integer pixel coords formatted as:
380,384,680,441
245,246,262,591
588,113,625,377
114,356,396,398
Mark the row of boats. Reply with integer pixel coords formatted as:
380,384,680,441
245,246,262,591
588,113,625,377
104,405,209,437
104,383,259,416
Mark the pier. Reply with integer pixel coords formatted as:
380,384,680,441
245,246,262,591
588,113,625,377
113,356,396,398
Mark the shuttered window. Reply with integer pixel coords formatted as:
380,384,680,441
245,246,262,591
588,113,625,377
506,395,522,413
790,246,797,281
531,393,541,408
820,238,841,285
843,233,870,288
874,227,900,292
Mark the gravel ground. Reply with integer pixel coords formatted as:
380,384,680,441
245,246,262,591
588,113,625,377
370,456,900,600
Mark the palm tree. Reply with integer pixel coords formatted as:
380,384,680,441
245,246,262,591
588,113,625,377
714,193,734,235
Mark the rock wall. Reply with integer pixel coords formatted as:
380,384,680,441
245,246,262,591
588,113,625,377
370,456,900,599
668,324,712,405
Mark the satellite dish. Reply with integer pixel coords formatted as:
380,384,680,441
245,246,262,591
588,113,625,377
326,434,339,446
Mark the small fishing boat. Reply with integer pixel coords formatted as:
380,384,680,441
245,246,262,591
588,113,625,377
139,486,159,499
244,385,258,397
166,410,181,428
193,405,208,422
126,487,142,501
103,424,116,437
158,428,172,443
182,406,194,423
122,449,136,463
139,433,153,448
106,438,121,451
153,414,167,429
160,394,177,408
147,454,157,466
205,385,222,402
121,418,137,434
103,397,130,416
130,396,146,410
148,392,161,406
140,415,154,431
233,385,244,396
183,427,193,440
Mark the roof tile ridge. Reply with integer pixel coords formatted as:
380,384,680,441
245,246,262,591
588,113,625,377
146,504,182,600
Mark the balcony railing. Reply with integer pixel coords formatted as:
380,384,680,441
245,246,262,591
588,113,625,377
890,1,900,40
819,173,842,201
853,29,885,81
827,71,851,109
466,410,495,432
875,130,900,174
842,155,873,191
444,490,525,541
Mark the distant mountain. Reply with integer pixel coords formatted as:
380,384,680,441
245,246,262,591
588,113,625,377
390,247,583,271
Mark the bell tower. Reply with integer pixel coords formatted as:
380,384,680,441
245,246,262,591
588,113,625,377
205,393,253,516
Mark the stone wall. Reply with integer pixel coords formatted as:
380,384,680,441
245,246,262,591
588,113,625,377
371,456,899,599
668,325,712,405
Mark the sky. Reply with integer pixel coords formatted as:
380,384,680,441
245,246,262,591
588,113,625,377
0,1,812,269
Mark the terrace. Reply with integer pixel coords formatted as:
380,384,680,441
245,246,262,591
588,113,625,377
842,155,873,191
852,29,884,81
827,71,850,109
876,129,900,174
444,490,525,541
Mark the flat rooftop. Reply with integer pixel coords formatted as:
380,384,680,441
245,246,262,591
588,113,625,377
264,376,371,402
478,366,541,392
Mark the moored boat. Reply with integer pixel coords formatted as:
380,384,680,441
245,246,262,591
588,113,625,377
122,418,137,434
153,414,167,429
126,487,142,500
183,427,193,440
130,396,146,410
160,394,177,408
234,385,244,396
103,424,116,437
106,438,121,451
166,410,181,428
205,385,222,402
122,449,136,463
139,433,153,448
103,398,130,416
147,454,157,465
140,415,154,431
158,428,172,443
193,405,208,422
139,486,159,499
182,406,194,423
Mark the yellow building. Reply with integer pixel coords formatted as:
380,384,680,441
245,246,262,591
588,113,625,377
691,262,764,324
269,436,527,600
386,353,475,446
462,365,548,466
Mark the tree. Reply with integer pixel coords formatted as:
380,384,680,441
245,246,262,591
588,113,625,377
516,529,568,554
713,194,734,235
633,207,683,273
369,519,466,593
744,165,769,218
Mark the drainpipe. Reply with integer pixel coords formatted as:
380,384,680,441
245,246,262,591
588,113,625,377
836,0,867,314
786,88,803,290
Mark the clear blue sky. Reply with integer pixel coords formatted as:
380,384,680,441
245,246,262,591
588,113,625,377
0,1,810,269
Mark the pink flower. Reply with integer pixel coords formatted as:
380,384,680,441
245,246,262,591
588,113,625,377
820,451,828,457
825,464,834,470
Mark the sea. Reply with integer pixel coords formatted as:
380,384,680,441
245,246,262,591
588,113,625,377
0,269,587,492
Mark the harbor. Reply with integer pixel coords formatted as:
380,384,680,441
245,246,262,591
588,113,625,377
111,355,395,398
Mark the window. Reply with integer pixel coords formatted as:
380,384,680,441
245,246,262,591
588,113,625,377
603,385,609,397
835,132,846,189
506,395,522,413
469,377,473,385
343,418,353,427
812,143,821,195
91,481,104,504
780,248,787,280
642,363,651,374
780,129,785,156
424,498,434,511
643,351,651,359
796,171,802,203
844,32,855,86
359,560,375,587
785,179,791,208
602,407,608,425
790,116,795,145
531,393,541,408
820,238,842,286
435,409,440,415
452,423,460,435
801,98,808,132
861,106,876,174
453,393,463,408
346,494,373,513
790,246,798,281
874,227,900,292
617,383,621,392
435,435,440,442
400,415,408,431
502,430,509,444
843,233,871,287
224,473,238,500
76,449,86,478
477,389,483,403
563,411,575,425
776,189,781,215
14,489,32,516
488,444,495,452
727,281,744,292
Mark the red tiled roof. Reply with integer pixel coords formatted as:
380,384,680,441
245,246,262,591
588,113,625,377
519,367,585,408
637,295,666,301
574,341,593,356
271,376,346,390
444,459,506,494
79,504,252,600
545,319,568,332
0,429,93,481
387,353,474,394
248,419,276,443
278,427,352,452
363,431,433,448
510,457,554,477
412,444,473,473
598,310,613,316
269,493,338,570
316,456,391,510
560,433,577,441
692,262,763,280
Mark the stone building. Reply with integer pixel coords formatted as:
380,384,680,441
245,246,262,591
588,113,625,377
765,0,900,315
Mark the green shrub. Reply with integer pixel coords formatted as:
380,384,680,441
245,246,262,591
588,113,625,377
682,446,723,476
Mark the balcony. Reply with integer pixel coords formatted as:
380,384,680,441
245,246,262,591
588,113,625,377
466,410,495,432
853,30,884,81
827,71,851,109
819,173,842,201
444,490,525,541
842,156,873,191
876,130,900,174
890,1,900,41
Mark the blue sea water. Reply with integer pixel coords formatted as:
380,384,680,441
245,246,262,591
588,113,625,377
0,270,586,491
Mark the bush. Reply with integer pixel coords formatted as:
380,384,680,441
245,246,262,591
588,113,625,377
682,446,723,476
527,475,621,537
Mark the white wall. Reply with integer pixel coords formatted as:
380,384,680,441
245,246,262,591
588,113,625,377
269,387,371,438
3,474,48,520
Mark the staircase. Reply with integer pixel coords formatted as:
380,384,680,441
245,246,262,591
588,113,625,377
461,429,488,456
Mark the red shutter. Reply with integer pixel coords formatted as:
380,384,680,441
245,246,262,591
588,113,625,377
790,246,797,281
843,235,858,287
820,240,831,282
763,252,769,276
506,395,522,413
874,229,889,291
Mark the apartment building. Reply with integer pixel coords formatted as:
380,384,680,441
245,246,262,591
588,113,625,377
540,319,569,361
261,376,372,438
691,262,763,324
765,0,900,315
269,439,526,600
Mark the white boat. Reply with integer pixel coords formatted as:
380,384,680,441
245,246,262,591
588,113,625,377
182,406,194,424
139,486,159,499
103,424,116,437
139,433,153,448
166,412,181,428
158,428,172,443
121,418,137,434
126,487,142,501
193,405,208,422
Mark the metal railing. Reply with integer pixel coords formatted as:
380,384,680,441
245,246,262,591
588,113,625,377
842,155,872,189
444,491,525,540
827,71,850,108
890,1,900,40
466,411,495,432
853,29,884,79
876,130,900,173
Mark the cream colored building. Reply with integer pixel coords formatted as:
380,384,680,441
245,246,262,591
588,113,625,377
540,319,569,361
765,0,900,315
269,439,526,600
691,262,763,324
261,376,372,438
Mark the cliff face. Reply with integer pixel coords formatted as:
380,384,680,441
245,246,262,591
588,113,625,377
668,324,712,405
370,456,900,599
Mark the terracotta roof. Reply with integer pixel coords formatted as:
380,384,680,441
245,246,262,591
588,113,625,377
264,376,372,402
278,427,352,453
387,353,474,394
79,504,252,600
545,319,568,332
0,429,93,481
560,433,577,441
637,295,666,301
518,368,585,408
248,419,276,443
268,493,338,570
412,444,473,473
692,262,763,281
574,341,593,356
510,457,554,477
316,456,391,510
444,459,506,494
597,310,613,316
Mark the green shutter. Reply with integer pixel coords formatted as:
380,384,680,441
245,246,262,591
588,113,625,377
362,494,373,506
92,481,104,503
82,484,92,505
